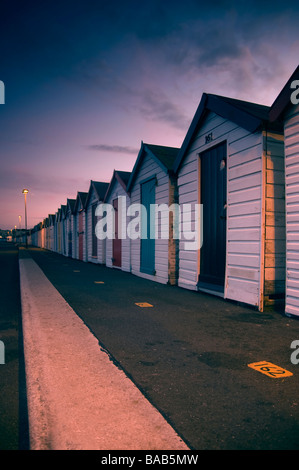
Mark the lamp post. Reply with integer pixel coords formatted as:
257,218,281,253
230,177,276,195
22,189,29,248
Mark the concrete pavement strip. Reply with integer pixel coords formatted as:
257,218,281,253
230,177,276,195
19,251,189,450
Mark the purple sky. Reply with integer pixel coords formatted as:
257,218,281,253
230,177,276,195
0,0,298,229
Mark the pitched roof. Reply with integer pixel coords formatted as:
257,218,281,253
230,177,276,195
209,94,270,122
173,92,283,173
66,198,76,214
114,170,132,186
85,180,109,207
104,170,132,202
269,65,299,122
60,204,67,219
49,214,55,225
74,191,88,212
127,142,179,192
144,144,179,170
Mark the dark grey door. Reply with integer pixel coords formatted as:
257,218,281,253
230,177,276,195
198,142,227,291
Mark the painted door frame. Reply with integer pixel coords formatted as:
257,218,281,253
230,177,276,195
197,140,227,293
112,198,122,267
140,176,156,275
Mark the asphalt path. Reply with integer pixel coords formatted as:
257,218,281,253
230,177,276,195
25,247,299,449
19,252,188,450
0,242,29,450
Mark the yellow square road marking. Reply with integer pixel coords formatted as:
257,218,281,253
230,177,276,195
248,361,293,378
135,302,153,308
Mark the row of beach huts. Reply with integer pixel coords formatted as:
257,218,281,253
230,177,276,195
23,66,299,317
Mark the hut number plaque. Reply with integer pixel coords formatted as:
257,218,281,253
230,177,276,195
205,132,213,144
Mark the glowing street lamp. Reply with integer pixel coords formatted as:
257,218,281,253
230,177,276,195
22,189,29,248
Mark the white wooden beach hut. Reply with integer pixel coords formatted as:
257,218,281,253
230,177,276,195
54,210,59,252
30,224,39,247
270,65,299,317
44,217,49,250
73,191,88,262
126,142,179,285
54,208,61,253
173,93,285,311
104,170,132,272
37,222,44,248
65,198,76,258
48,214,55,251
85,180,109,264
59,204,67,256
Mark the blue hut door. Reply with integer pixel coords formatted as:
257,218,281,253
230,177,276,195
198,142,227,292
140,178,156,274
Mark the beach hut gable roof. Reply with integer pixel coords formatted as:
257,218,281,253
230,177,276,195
66,198,76,214
173,92,282,174
60,204,67,220
104,170,132,202
269,65,299,122
85,180,109,207
74,191,88,213
56,208,61,223
127,142,179,192
49,214,55,225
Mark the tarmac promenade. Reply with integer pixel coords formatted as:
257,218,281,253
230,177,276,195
17,246,299,450
19,249,189,450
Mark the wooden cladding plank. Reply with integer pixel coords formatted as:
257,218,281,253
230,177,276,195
227,266,259,281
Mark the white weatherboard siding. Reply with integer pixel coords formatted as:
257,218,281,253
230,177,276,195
82,211,87,262
105,180,131,273
72,214,77,259
86,188,105,264
50,224,54,252
284,103,299,316
130,153,172,284
178,111,285,310
73,210,86,261
65,214,74,258
73,213,78,259
62,218,67,256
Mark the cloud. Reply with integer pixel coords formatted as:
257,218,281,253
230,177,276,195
136,87,190,130
85,144,139,155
